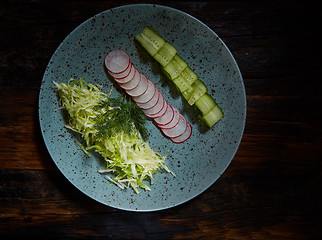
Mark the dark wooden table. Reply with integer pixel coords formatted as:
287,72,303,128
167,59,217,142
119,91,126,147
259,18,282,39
1,1,321,239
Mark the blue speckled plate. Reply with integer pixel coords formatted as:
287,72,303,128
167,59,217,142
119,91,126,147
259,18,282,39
39,4,246,211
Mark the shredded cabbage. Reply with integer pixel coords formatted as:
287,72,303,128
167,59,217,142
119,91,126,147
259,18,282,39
54,79,173,193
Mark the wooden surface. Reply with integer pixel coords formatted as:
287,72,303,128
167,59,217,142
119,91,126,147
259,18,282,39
1,1,321,239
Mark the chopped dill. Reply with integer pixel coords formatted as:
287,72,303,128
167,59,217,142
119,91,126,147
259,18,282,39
94,95,148,140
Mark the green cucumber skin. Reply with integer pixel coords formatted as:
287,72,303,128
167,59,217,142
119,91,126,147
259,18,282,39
201,105,224,128
195,93,223,127
162,54,188,80
135,27,165,56
173,75,191,92
135,34,159,56
142,26,162,38
194,93,218,116
172,66,198,93
182,80,208,105
181,67,198,85
154,42,177,67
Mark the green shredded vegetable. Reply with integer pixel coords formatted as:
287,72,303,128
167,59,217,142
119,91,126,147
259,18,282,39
54,78,173,193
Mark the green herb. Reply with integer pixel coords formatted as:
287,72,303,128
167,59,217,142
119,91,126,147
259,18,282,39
94,96,148,141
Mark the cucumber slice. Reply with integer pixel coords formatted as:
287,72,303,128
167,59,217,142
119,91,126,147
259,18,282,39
182,87,193,101
163,54,188,80
180,67,198,85
182,80,208,105
201,105,223,128
173,66,199,93
135,27,165,56
135,27,224,128
135,34,159,56
142,26,162,38
173,75,191,92
194,93,217,116
154,42,177,67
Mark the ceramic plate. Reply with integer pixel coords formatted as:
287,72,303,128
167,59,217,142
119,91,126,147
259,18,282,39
39,4,246,211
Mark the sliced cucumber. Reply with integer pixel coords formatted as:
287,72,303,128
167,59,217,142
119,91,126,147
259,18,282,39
201,105,223,127
154,42,177,67
135,27,165,56
173,75,191,92
142,26,162,39
172,66,199,93
136,27,224,128
182,80,208,105
180,67,198,85
194,93,217,116
182,86,193,101
163,54,188,80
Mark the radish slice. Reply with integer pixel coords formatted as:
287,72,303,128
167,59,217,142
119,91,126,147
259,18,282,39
154,104,174,126
108,63,132,79
132,79,156,103
143,92,165,116
148,100,168,119
113,64,135,83
145,97,167,118
171,122,192,143
136,87,159,109
126,73,149,97
119,68,140,90
161,114,187,138
105,50,130,74
159,106,180,129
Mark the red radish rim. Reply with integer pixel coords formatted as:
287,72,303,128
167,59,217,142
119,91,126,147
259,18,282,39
113,64,135,83
144,90,163,111
145,97,166,118
150,100,168,119
150,101,169,120
105,50,130,74
108,63,132,79
171,122,192,143
170,124,189,142
158,109,180,130
154,106,174,126
154,104,174,126
143,92,164,116
136,88,160,110
158,106,180,129
132,77,150,98
126,73,149,97
161,114,188,138
119,69,141,90
132,73,149,97
133,80,156,104
158,109,180,129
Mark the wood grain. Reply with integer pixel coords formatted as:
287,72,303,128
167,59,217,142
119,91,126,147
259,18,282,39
1,0,321,239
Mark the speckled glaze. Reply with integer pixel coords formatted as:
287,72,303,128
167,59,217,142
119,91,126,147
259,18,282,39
39,4,246,211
